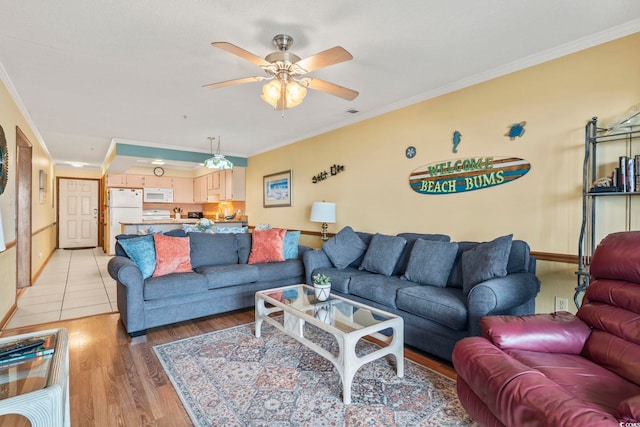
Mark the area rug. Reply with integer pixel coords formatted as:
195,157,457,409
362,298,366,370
153,320,477,427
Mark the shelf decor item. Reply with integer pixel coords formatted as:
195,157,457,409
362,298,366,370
312,273,331,301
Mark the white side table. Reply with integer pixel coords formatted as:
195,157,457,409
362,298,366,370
0,328,69,427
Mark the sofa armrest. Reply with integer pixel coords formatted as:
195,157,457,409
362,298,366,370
618,395,640,423
108,256,143,288
467,272,540,335
303,249,333,284
453,336,618,427
481,312,592,354
108,256,146,334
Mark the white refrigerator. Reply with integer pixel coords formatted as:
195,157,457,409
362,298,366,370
108,188,143,255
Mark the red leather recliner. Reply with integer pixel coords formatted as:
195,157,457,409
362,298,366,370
453,231,640,426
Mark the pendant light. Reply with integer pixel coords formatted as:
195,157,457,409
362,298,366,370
204,136,233,170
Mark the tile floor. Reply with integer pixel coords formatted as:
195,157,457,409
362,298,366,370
6,247,116,329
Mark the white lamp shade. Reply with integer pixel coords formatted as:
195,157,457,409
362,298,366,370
310,202,336,223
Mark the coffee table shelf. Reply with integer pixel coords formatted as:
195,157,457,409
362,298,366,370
0,328,69,427
255,284,404,404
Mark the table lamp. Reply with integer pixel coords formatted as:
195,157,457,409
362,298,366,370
310,202,336,241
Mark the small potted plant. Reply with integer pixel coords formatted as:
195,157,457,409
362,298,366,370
312,273,331,301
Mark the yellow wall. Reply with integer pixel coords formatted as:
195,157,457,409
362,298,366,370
247,33,640,314
0,76,56,321
55,166,103,180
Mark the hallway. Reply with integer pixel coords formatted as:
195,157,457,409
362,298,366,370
6,248,115,329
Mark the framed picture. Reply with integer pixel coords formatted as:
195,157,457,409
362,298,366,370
263,170,292,207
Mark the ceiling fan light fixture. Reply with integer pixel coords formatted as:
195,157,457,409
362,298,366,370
204,136,233,170
261,79,307,110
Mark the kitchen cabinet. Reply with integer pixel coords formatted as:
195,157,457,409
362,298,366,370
193,175,209,203
125,174,146,188
207,172,221,191
145,175,172,188
172,177,194,203
105,174,126,187
106,173,146,188
223,167,246,200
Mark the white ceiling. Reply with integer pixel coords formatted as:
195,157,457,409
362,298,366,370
0,1,639,170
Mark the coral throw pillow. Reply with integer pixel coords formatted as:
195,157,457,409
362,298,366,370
248,228,286,264
152,234,192,277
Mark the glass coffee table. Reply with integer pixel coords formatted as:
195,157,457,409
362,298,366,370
0,328,69,426
255,284,404,404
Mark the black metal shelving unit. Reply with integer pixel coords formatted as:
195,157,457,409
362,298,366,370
576,116,640,307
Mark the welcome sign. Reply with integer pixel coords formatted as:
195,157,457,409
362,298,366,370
409,156,531,195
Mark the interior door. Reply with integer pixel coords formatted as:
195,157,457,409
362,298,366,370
59,178,99,248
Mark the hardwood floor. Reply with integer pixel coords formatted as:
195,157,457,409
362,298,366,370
0,310,457,426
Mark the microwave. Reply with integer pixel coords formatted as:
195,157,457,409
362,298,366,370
143,187,174,203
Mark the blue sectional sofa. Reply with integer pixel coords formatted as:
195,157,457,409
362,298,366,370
303,226,540,361
108,231,311,336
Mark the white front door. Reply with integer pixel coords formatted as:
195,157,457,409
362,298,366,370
59,179,99,248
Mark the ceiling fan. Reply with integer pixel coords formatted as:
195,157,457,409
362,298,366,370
203,34,359,110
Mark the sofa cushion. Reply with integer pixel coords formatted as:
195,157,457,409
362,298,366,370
322,226,367,269
143,271,209,301
446,241,482,288
254,259,304,282
152,234,192,277
507,240,531,273
358,234,407,276
462,234,513,294
195,264,259,289
248,228,286,264
189,232,238,268
396,286,468,330
505,348,640,417
394,232,451,275
118,235,156,279
348,275,416,308
284,231,301,259
448,239,530,288
309,267,371,294
236,233,252,264
402,239,459,287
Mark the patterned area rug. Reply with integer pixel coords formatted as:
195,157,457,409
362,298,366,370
153,321,476,427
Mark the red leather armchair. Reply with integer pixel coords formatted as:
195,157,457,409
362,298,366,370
453,231,640,426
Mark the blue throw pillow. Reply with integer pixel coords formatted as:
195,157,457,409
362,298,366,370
402,239,459,287
322,226,367,269
118,235,156,279
283,231,301,259
461,234,513,294
358,233,407,276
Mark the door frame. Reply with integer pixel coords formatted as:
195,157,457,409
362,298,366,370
56,176,103,249
15,127,32,289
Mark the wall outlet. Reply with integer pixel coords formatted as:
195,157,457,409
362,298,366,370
555,297,568,312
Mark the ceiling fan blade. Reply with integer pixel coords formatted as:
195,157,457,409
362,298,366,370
295,46,353,73
202,76,266,90
304,78,359,101
212,42,271,67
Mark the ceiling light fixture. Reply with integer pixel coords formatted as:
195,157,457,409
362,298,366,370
261,76,308,110
204,136,233,170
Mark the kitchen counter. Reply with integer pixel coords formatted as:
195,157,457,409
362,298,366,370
119,219,248,234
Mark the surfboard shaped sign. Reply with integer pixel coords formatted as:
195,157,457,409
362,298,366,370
409,156,531,195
